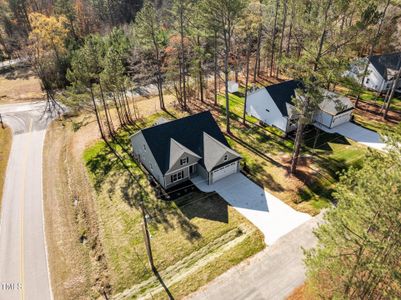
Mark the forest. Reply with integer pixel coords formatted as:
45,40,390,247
1,0,401,299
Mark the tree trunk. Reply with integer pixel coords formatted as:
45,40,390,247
224,29,231,133
276,0,288,78
254,24,262,81
286,1,294,56
290,118,305,174
243,35,252,125
99,82,114,137
214,30,218,106
89,85,106,140
355,0,391,107
383,66,401,119
179,2,187,110
269,0,280,77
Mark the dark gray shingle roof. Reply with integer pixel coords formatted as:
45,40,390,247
369,52,401,80
265,80,304,117
141,111,232,174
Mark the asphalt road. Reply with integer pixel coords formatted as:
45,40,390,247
0,101,56,300
187,212,325,300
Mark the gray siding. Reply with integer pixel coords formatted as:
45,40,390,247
164,167,190,188
131,132,165,187
166,152,200,175
213,151,240,168
197,165,209,184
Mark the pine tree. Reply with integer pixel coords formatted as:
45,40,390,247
134,0,167,110
305,126,401,299
199,0,246,133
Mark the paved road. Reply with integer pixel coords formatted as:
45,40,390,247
0,101,56,300
187,212,324,300
192,174,311,245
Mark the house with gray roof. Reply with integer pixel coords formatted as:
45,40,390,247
246,80,354,133
347,52,401,93
131,111,241,190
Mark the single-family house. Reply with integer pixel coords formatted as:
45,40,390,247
347,52,401,93
228,81,239,93
246,80,354,133
131,111,242,190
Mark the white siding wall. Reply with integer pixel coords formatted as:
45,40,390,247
246,89,288,132
313,110,353,128
364,64,386,92
313,110,333,128
331,110,353,128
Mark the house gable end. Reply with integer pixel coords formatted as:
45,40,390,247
165,139,201,174
203,132,241,172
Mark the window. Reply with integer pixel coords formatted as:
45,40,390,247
143,144,146,152
223,154,228,161
265,108,270,112
171,171,184,183
180,157,189,165
365,78,370,84
150,163,153,170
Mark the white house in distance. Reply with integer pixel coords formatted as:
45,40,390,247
228,81,239,93
347,52,401,93
246,80,354,133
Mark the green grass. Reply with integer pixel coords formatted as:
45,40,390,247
82,118,265,298
216,88,367,214
0,126,12,207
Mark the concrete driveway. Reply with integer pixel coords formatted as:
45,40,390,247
191,173,311,245
0,101,58,300
314,122,386,151
187,212,324,300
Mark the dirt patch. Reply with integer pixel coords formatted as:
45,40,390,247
354,100,401,125
0,125,12,208
0,67,43,104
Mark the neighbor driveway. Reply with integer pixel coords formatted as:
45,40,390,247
191,173,311,245
187,211,324,300
314,122,386,151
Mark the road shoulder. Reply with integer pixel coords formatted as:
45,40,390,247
0,125,12,208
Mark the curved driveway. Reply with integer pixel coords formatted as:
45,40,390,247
0,102,55,300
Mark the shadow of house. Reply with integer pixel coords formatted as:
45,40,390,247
175,193,229,224
302,127,351,152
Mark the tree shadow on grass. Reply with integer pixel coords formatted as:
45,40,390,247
246,163,284,192
175,192,229,224
120,176,201,242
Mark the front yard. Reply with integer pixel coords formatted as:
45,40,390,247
82,118,265,299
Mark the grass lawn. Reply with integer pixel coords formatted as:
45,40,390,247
82,115,265,299
0,125,12,207
213,86,367,214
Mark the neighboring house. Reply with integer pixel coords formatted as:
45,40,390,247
246,80,354,133
228,81,239,93
347,52,401,93
131,111,241,190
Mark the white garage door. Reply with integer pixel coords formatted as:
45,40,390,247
331,111,352,128
212,161,238,183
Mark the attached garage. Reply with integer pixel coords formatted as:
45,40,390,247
211,161,239,184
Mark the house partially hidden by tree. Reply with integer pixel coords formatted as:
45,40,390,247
131,111,241,190
246,80,354,133
347,52,401,93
